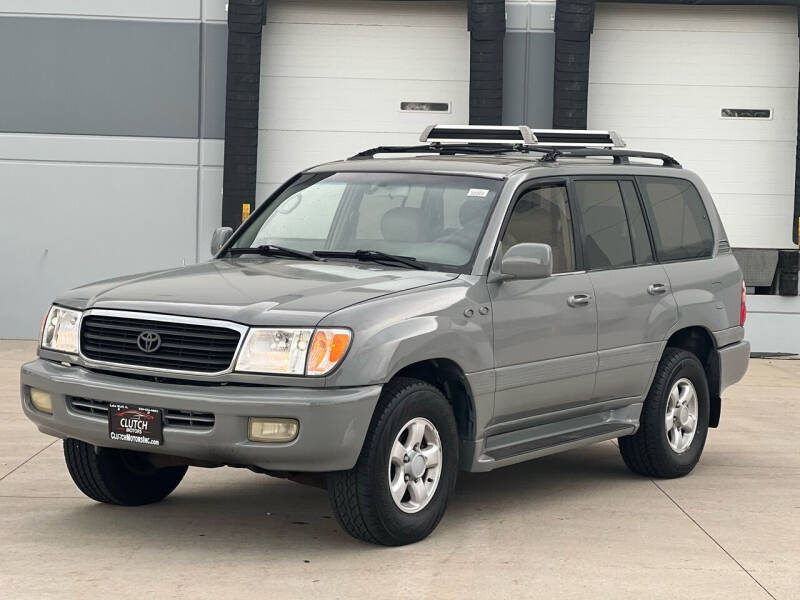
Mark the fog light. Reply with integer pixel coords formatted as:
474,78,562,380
248,418,298,443
29,388,53,415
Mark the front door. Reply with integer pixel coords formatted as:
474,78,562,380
570,178,678,402
489,182,598,425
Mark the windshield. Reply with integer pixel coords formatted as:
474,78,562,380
230,172,502,271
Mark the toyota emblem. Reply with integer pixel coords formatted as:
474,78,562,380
136,331,162,353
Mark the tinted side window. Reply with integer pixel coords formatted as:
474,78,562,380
573,180,633,270
620,180,654,264
639,177,714,261
501,184,575,274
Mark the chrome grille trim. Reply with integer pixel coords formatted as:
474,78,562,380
77,309,248,377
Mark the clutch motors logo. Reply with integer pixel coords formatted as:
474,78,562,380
136,330,162,353
115,409,154,434
109,405,162,446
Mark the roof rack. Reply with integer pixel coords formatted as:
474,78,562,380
420,125,536,145
531,129,625,148
420,125,625,148
348,125,680,167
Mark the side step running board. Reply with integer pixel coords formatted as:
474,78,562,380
485,423,631,461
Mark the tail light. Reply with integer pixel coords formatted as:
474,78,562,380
740,281,747,326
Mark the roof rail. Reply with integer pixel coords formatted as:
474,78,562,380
539,148,681,168
421,125,536,145
531,129,625,148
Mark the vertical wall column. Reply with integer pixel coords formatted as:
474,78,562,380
222,0,266,228
503,1,557,128
552,0,595,129
794,8,800,246
468,0,506,125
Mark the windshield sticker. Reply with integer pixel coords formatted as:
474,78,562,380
468,188,489,198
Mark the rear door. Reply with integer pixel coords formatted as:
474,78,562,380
571,177,678,402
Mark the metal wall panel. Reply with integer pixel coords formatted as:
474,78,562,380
0,0,201,20
0,135,199,338
0,17,200,138
503,31,555,127
202,23,228,140
503,1,556,128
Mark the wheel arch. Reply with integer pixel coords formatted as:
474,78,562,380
664,326,722,427
390,358,476,441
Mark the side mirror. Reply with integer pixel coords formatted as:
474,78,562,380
500,243,553,280
210,227,234,256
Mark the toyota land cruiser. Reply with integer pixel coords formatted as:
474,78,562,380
21,126,750,545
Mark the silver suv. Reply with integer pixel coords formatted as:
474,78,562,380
21,126,750,545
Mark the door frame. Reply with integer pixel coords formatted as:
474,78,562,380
489,175,587,274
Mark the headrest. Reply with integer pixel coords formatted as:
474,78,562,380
459,199,487,226
381,207,422,241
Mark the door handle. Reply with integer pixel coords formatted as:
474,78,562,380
648,283,668,295
567,294,592,307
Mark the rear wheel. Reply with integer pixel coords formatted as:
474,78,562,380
63,439,187,506
327,378,459,546
619,348,710,479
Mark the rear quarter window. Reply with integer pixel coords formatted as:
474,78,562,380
638,177,714,262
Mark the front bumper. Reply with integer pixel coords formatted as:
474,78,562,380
21,359,381,472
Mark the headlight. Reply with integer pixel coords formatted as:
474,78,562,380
235,328,351,376
40,306,82,354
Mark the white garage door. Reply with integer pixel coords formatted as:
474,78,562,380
589,4,799,249
256,0,469,201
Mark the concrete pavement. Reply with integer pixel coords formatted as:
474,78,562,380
1,340,797,599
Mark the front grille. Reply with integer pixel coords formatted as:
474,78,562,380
67,397,215,431
80,315,241,374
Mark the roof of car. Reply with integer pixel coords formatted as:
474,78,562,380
306,153,685,180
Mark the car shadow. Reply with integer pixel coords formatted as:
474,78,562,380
40,442,636,553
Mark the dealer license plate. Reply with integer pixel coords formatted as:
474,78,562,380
108,403,163,446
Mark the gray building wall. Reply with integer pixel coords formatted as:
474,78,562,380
0,1,229,339
503,0,556,128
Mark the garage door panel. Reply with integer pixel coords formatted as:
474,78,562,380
594,4,797,34
590,4,798,250
589,84,797,142
258,0,469,215
619,138,796,196
715,211,795,249
267,0,467,28
590,31,798,88
257,129,420,185
715,193,795,219
258,77,468,132
262,23,469,81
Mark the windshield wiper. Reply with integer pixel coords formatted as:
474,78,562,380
228,244,323,261
314,250,428,271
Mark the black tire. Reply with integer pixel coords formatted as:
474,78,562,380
327,378,459,546
619,348,710,479
63,439,187,506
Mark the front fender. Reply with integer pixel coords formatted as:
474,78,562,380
322,277,494,388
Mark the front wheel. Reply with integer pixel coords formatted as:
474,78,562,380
64,439,187,506
327,378,459,545
619,348,710,479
